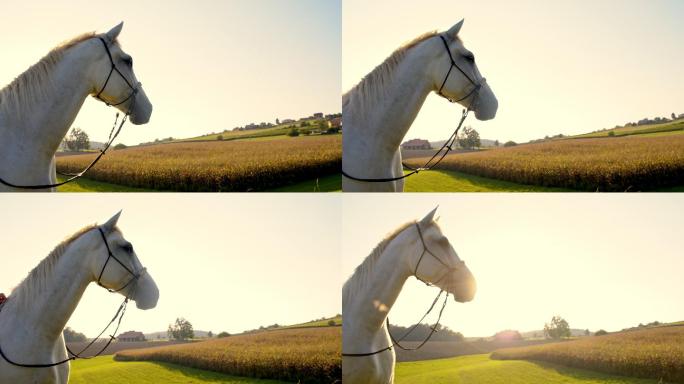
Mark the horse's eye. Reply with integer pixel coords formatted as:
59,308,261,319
123,57,133,67
465,54,475,63
122,243,134,253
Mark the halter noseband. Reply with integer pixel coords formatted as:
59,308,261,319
436,35,483,105
93,37,140,107
96,227,143,294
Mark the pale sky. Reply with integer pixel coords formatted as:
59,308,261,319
1,194,340,337
342,194,684,337
0,0,341,145
343,0,684,143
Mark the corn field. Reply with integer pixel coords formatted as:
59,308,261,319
115,327,341,384
491,325,684,383
56,135,341,191
404,135,684,191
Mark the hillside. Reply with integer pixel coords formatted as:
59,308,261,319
115,327,340,384
492,324,684,383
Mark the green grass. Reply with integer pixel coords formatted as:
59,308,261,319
404,169,573,192
56,174,340,192
269,174,341,192
395,354,662,384
574,120,684,138
56,176,154,192
283,315,342,329
70,356,289,384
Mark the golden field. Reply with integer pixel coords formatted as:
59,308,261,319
56,135,341,191
404,135,684,191
491,325,684,383
115,327,341,384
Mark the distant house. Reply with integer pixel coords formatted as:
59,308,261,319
313,112,324,119
401,139,431,150
281,119,295,124
118,331,146,342
329,117,342,129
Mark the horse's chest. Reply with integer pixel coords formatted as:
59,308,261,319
343,353,395,384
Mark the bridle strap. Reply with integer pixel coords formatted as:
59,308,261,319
96,227,140,293
342,34,481,184
94,37,139,107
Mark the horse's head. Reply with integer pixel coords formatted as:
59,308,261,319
94,211,159,310
429,20,498,121
89,22,152,125
413,207,476,303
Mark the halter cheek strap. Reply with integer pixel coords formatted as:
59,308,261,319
94,37,140,107
437,35,483,104
96,227,141,294
413,222,464,286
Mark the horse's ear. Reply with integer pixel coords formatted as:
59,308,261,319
101,210,122,233
105,22,124,43
420,206,439,227
447,19,464,38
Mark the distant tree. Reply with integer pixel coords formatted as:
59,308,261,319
63,327,87,342
207,331,213,338
167,317,194,341
327,320,336,326
608,131,615,137
595,329,608,336
493,330,522,341
64,128,90,152
276,118,280,125
458,126,481,149
494,140,500,147
584,329,590,336
113,143,127,150
672,113,677,120
544,315,571,340
216,135,223,141
217,331,230,338
388,323,463,342
503,141,517,147
287,128,300,137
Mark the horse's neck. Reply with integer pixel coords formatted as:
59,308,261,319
345,49,434,165
345,229,420,336
9,244,93,346
0,51,92,173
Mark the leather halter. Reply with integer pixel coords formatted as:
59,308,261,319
93,37,140,106
436,35,484,105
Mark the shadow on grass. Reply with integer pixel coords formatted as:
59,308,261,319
528,360,663,383
143,360,290,383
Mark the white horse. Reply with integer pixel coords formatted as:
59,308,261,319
342,207,477,384
0,211,159,384
342,20,498,192
0,22,152,192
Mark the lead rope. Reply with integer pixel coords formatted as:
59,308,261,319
341,289,449,357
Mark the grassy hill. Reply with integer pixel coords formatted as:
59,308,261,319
179,119,331,142
115,327,341,384
395,354,661,384
574,120,684,138
70,356,288,384
492,324,684,383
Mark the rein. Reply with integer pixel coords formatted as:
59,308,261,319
0,37,139,190
0,227,141,368
342,223,462,357
342,34,483,184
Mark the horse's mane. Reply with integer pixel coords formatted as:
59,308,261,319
10,224,100,306
342,31,449,115
0,32,116,116
343,221,416,303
